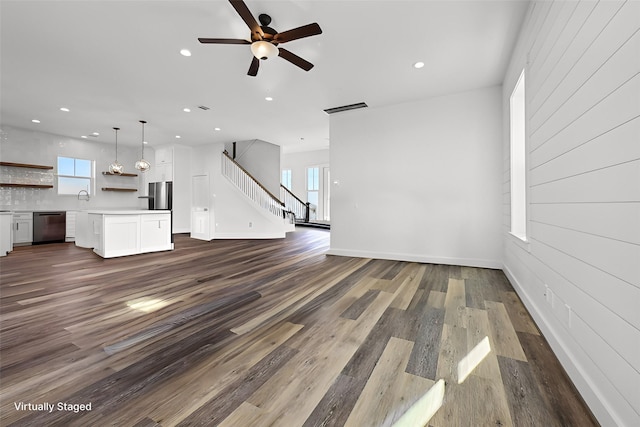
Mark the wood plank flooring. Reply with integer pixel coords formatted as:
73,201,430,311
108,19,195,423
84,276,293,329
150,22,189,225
0,229,598,426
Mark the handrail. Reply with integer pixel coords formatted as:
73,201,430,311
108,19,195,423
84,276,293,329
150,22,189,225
222,151,287,219
223,151,284,205
280,184,312,222
280,184,306,205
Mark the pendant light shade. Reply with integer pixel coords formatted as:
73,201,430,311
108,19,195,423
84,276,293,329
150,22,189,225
109,127,124,175
135,120,151,173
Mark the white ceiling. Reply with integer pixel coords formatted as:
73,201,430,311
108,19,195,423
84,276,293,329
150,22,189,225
0,0,529,153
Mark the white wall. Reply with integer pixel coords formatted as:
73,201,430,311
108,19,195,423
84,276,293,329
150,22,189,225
329,86,503,268
225,139,281,197
192,143,285,239
502,1,640,426
0,125,149,211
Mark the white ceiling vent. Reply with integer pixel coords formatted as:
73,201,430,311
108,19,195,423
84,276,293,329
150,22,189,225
323,102,368,114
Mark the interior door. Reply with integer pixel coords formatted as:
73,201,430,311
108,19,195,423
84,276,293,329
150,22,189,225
191,174,211,240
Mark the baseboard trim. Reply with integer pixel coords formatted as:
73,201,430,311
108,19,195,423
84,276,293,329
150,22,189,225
326,247,501,269
502,264,618,427
213,232,285,240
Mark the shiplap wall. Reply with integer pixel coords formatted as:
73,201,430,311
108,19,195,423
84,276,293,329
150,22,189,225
502,1,639,426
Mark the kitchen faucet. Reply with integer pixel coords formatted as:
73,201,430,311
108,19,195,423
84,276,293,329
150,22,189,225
78,190,90,201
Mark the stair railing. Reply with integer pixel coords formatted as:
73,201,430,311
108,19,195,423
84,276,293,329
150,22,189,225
222,150,288,219
280,185,311,222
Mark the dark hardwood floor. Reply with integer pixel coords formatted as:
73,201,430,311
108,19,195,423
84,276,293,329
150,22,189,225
0,228,598,426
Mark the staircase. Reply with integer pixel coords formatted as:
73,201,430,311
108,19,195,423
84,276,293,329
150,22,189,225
280,185,312,222
280,185,329,229
221,151,295,232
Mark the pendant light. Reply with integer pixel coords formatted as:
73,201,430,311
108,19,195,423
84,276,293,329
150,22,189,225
109,127,124,174
135,120,151,172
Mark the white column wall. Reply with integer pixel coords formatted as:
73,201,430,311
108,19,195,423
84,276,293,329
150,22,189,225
329,86,503,268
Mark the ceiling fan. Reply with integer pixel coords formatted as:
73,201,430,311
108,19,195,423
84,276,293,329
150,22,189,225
198,0,322,76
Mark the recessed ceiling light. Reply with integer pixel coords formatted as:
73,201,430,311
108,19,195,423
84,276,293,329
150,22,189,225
183,108,191,113
413,61,425,69
214,127,221,131
265,96,273,101
81,135,88,139
143,141,148,144
92,132,99,136
180,49,191,57
60,107,70,112
31,119,40,123
175,135,181,139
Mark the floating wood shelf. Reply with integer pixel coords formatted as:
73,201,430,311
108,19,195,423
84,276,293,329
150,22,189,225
0,161,53,170
101,187,137,192
0,183,54,188
102,172,138,177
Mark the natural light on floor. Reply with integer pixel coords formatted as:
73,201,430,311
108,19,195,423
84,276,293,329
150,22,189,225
392,379,445,427
126,298,170,313
457,336,492,384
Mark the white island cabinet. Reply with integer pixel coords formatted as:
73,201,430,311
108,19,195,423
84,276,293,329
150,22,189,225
0,212,12,256
79,210,172,258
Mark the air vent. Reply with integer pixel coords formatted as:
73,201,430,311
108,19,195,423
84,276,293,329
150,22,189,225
323,102,368,115
198,105,210,111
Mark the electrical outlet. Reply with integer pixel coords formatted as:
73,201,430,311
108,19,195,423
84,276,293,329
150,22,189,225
248,221,252,228
564,304,572,328
544,284,554,307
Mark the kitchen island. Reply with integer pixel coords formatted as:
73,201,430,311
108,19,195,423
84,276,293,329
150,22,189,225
0,211,12,256
76,210,172,258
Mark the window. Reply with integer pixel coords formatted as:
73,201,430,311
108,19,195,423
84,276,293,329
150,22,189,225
307,167,319,220
510,70,527,240
57,156,94,195
281,169,292,190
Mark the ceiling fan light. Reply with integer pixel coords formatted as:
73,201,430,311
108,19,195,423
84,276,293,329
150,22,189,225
251,41,278,60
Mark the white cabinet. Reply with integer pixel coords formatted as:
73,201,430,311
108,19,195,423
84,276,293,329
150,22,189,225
140,214,171,252
154,147,174,181
89,211,172,258
151,144,192,234
0,213,12,256
66,211,78,242
13,212,33,245
155,147,173,164
101,215,140,258
155,162,173,181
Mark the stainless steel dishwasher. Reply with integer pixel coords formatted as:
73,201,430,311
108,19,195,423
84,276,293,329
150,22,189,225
33,211,66,244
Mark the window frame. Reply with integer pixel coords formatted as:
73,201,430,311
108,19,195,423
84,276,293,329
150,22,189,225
57,156,95,196
509,69,527,242
281,169,292,190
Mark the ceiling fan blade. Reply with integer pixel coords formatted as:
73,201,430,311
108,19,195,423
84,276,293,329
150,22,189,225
198,38,251,44
278,48,314,71
274,23,322,44
229,0,263,39
248,56,260,76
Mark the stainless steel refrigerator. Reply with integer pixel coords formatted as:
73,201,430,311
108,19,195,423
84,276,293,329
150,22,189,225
148,181,172,210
